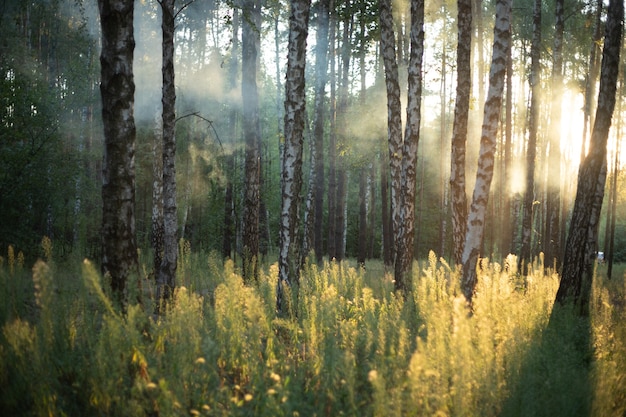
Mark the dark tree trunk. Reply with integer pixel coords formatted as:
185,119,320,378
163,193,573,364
98,0,139,302
519,0,541,275
555,0,623,316
545,0,564,271
242,0,261,283
222,7,240,260
151,112,164,280
156,0,178,308
313,0,330,264
327,7,338,260
450,0,472,266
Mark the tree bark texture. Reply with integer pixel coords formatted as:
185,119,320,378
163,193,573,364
461,0,511,303
277,0,311,312
98,0,139,300
519,0,541,275
157,0,177,307
395,0,424,294
450,0,472,266
151,110,164,279
380,0,404,279
555,0,623,315
242,0,261,283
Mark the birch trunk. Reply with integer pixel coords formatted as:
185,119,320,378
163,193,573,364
450,0,472,266
555,0,623,315
461,0,511,303
395,0,424,294
379,0,403,274
277,0,311,313
98,0,139,301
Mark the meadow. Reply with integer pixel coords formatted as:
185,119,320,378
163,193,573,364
1,239,625,416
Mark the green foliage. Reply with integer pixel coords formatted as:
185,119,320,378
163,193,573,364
0,247,625,416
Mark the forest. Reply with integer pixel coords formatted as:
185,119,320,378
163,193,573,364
0,0,625,415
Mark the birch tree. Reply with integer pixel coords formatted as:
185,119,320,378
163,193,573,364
555,0,623,315
98,0,139,301
449,0,472,266
277,0,311,313
380,0,424,294
461,0,511,303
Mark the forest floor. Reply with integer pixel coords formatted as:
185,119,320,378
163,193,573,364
1,246,625,416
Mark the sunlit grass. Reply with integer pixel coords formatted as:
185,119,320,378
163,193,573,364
0,242,624,416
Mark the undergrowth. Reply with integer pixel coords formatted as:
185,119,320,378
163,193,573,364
0,241,624,416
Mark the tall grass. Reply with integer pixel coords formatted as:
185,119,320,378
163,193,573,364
0,242,624,416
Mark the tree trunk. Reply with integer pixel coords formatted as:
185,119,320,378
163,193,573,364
151,110,164,279
242,0,261,283
327,7,338,260
450,0,472,266
277,0,311,313
461,0,511,303
380,0,403,278
582,0,604,160
98,0,139,302
519,0,541,275
555,0,623,315
395,0,424,294
222,7,239,260
500,40,513,256
313,0,330,264
545,0,564,271
156,0,178,309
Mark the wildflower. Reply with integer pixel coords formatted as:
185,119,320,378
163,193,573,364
267,388,277,395
368,370,378,382
270,372,281,383
244,393,253,402
195,357,206,365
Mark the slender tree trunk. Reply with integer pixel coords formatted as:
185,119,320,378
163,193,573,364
450,0,472,266
381,147,394,266
519,0,541,275
222,7,239,260
582,0,604,160
555,0,623,315
151,110,164,278
98,0,139,302
327,8,338,260
242,0,261,282
277,0,311,312
156,0,178,308
461,0,511,303
501,41,513,255
545,0,564,270
313,0,330,264
334,10,351,262
607,144,619,279
395,0,424,294
380,0,403,278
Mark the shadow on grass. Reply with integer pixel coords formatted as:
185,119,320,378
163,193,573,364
500,305,593,417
